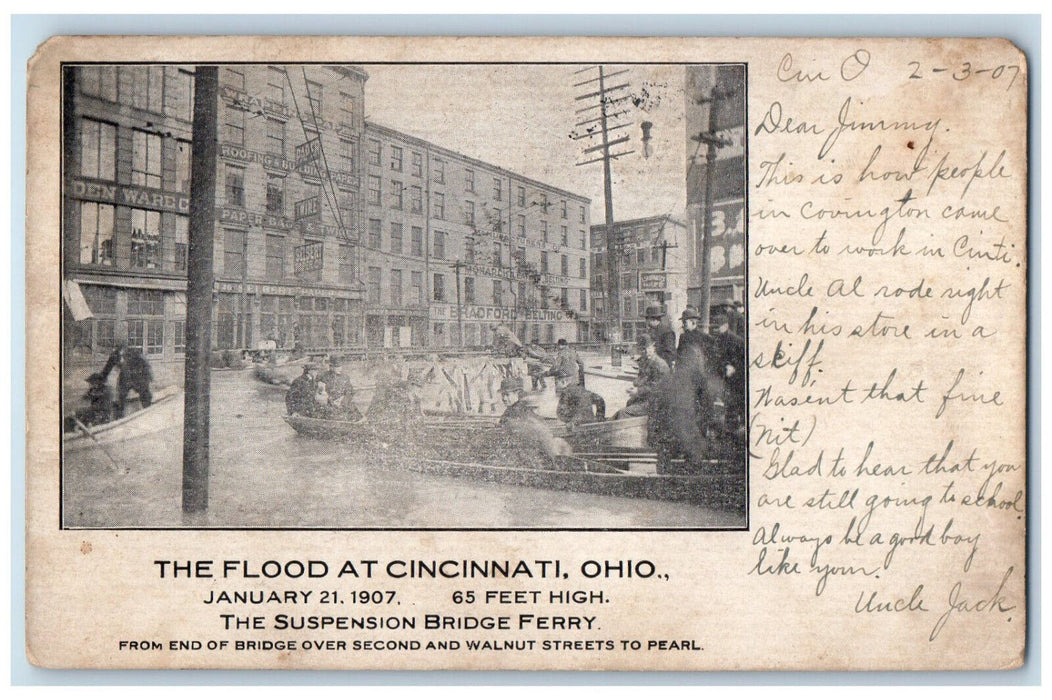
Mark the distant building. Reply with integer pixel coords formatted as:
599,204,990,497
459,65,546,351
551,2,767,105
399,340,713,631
61,64,590,390
685,64,746,316
589,215,690,343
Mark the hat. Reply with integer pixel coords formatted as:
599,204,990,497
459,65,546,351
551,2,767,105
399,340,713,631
500,376,524,393
644,304,664,319
557,339,568,346
680,306,700,321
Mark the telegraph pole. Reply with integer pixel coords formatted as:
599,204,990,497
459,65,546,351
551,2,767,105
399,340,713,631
692,84,734,331
182,66,219,514
573,65,633,344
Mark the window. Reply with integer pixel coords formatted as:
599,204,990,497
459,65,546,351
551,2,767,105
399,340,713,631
463,277,475,304
265,118,285,156
637,248,647,265
540,252,549,273
465,237,476,264
579,205,586,224
561,226,568,246
541,221,549,242
127,289,164,316
517,186,526,207
223,229,244,277
266,175,284,215
339,244,355,284
492,242,502,267
410,185,422,214
130,209,161,269
390,146,403,172
433,158,445,184
579,230,587,249
622,272,636,290
171,320,185,354
411,151,423,177
390,223,403,254
492,209,503,233
540,286,549,309
225,166,245,206
223,67,245,91
561,288,569,308
493,177,502,200
580,289,588,311
465,200,475,227
411,226,423,256
579,258,587,278
338,138,357,174
624,296,633,317
367,267,381,304
80,66,117,101
561,200,568,219
337,192,355,235
465,168,475,192
406,271,421,306
174,140,192,193
266,235,284,279
128,319,165,356
78,202,114,266
305,80,322,117
561,254,569,276
123,66,165,112
433,192,445,220
390,180,403,210
433,231,446,259
517,214,526,238
174,215,188,273
367,175,381,205
339,92,355,127
223,108,244,146
79,119,116,180
390,269,403,306
267,67,285,106
131,130,162,188
368,219,382,249
433,273,446,302
651,246,663,264
492,280,503,306
367,139,381,166
516,246,526,266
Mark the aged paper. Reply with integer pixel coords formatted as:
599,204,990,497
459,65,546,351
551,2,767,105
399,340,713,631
26,36,1027,670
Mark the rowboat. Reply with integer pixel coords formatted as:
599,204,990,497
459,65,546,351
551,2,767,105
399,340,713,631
397,457,744,508
283,413,369,438
63,385,182,453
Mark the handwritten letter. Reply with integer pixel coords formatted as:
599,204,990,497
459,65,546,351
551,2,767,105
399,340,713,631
747,39,1026,667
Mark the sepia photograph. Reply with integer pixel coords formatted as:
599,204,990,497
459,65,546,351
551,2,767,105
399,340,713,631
59,61,748,530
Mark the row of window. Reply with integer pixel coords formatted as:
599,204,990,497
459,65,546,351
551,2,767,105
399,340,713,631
220,229,356,284
79,117,191,193
366,138,588,223
591,246,677,269
79,66,194,121
79,202,189,272
222,66,356,128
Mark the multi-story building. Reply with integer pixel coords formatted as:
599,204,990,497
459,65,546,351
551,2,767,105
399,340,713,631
685,64,746,315
589,215,689,343
61,63,590,392
362,123,591,349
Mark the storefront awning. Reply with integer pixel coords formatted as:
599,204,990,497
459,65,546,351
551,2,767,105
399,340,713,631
62,280,92,321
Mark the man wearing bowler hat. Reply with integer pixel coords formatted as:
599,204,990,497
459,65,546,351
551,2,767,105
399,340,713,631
644,304,677,368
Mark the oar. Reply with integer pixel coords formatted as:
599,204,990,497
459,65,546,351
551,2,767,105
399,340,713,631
73,418,125,474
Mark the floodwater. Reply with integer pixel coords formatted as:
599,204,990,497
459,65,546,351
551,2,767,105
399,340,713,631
62,367,746,530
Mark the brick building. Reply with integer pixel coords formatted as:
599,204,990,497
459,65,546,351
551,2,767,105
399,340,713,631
61,63,590,391
589,215,689,343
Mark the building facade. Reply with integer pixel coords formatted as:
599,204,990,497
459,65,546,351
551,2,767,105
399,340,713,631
589,215,690,344
685,64,747,314
62,64,590,390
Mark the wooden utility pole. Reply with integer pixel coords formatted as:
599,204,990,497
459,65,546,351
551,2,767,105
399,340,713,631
573,65,633,344
182,66,219,514
692,85,734,331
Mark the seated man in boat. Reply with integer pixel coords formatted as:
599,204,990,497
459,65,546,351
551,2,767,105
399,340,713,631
101,343,153,419
615,334,671,419
555,382,606,429
544,339,581,392
64,372,115,432
498,376,572,463
318,356,362,421
285,364,318,417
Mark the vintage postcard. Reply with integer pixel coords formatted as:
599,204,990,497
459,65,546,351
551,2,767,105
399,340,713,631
25,36,1027,670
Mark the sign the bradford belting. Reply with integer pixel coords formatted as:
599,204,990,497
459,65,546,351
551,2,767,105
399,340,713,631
429,303,574,322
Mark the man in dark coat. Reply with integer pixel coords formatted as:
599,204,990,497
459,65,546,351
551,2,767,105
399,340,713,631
676,306,708,358
644,304,677,368
544,339,581,392
616,334,671,419
556,383,606,428
77,372,114,426
499,376,572,463
101,344,153,418
319,356,362,420
710,303,747,433
285,364,317,416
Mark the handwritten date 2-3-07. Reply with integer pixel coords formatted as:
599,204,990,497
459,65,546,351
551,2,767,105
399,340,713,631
908,61,1020,89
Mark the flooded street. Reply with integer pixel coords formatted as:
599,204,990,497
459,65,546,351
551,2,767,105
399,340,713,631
63,366,745,530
